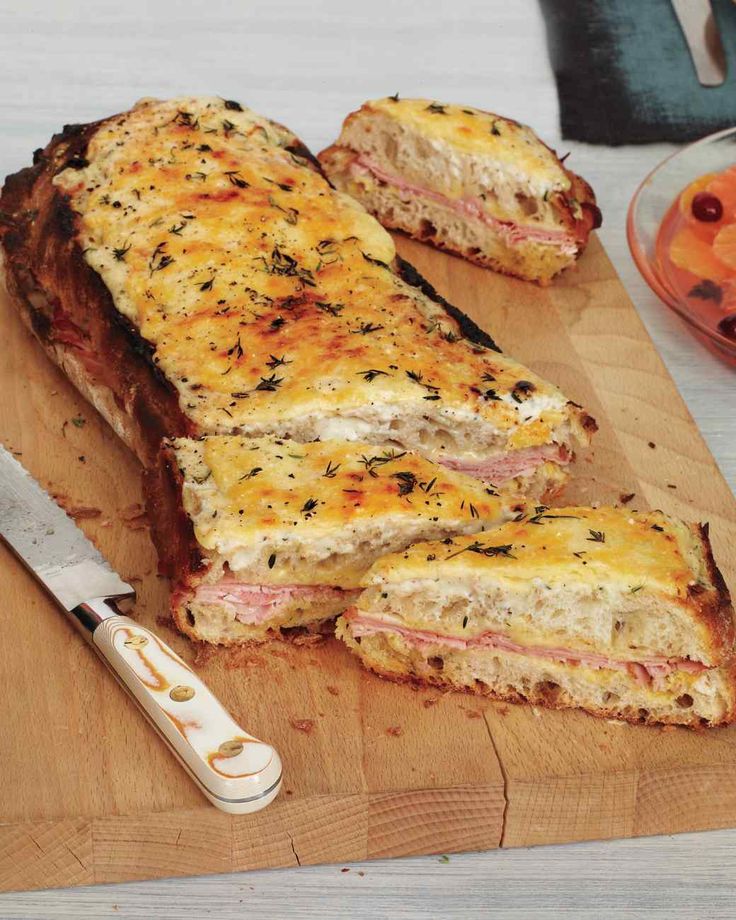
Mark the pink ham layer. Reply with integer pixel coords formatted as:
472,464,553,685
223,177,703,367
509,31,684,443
438,443,569,482
344,610,707,687
193,580,361,625
350,155,580,255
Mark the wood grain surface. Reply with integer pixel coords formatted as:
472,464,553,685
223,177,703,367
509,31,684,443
1,232,735,894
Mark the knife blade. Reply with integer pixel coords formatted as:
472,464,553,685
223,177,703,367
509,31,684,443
672,0,727,87
0,445,282,814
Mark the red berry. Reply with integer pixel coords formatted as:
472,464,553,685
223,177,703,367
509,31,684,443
718,314,736,340
691,192,723,222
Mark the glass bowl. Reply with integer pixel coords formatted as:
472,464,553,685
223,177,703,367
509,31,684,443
627,125,736,362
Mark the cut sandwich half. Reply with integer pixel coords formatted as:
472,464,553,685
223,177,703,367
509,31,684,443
319,96,601,284
337,506,736,727
144,435,527,645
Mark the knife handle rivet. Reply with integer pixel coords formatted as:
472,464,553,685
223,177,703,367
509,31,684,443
218,740,244,758
124,634,148,649
169,684,195,702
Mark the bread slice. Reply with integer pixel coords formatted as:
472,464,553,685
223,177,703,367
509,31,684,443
144,435,527,645
0,96,594,494
318,97,601,285
337,506,736,727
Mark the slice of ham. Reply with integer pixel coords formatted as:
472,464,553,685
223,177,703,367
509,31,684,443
438,443,569,483
351,155,580,256
344,610,707,686
193,579,360,625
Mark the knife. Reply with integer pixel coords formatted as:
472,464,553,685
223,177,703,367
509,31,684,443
672,0,727,87
0,445,282,815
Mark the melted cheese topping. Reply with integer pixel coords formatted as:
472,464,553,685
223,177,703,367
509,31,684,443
366,97,571,193
175,435,515,549
53,96,572,447
365,506,711,599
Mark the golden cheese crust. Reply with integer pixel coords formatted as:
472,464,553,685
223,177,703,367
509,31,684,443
0,95,593,472
159,435,526,588
362,505,735,664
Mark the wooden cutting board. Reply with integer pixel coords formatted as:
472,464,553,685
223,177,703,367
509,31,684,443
2,234,736,893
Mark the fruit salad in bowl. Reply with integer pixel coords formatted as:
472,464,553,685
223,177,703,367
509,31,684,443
628,127,736,361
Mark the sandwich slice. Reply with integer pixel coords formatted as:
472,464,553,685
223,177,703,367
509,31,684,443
319,96,601,284
337,506,736,727
145,435,526,645
1,95,594,496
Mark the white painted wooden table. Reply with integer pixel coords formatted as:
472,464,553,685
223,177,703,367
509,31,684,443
1,0,734,916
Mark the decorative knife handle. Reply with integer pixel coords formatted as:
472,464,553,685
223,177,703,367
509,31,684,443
77,600,282,814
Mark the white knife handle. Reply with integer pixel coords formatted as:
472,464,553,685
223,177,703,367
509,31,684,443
87,608,282,814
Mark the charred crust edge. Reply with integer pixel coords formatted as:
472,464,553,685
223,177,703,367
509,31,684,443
395,256,502,353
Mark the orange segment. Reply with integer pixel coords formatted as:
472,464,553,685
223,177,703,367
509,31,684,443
707,166,736,222
712,224,736,270
669,224,731,282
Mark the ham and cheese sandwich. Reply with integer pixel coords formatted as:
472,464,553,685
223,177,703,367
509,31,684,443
145,435,526,644
318,96,601,285
337,506,736,727
0,96,594,498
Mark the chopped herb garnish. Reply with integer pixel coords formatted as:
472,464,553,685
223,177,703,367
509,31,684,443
323,460,341,478
448,541,515,560
266,354,291,369
71,415,85,428
389,92,400,102
225,170,249,189
358,368,390,382
491,121,501,136
148,242,174,275
223,99,243,111
469,503,479,519
226,334,244,359
254,374,283,392
315,301,344,317
301,497,318,514
630,584,644,594
199,276,215,291
238,467,263,481
171,110,198,129
112,243,131,261
359,450,407,476
264,177,293,192
527,505,581,525
268,195,299,225
587,530,606,543
268,553,276,569
392,471,417,496
426,102,447,114
256,246,315,286
462,615,469,628
651,524,664,532
352,322,384,335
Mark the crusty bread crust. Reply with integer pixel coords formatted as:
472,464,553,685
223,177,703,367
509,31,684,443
693,521,736,663
351,652,736,729
0,123,198,467
338,624,736,729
